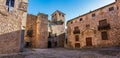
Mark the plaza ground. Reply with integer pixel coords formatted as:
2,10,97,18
0,47,120,58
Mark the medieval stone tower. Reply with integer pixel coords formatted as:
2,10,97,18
0,0,28,54
25,13,48,49
51,10,65,25
48,10,66,48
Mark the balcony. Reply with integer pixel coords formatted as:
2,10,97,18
73,30,80,34
98,24,111,31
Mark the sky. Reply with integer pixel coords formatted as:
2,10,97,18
28,0,115,22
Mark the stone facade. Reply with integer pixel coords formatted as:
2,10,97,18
67,1,120,49
48,10,65,48
0,0,28,54
24,13,48,48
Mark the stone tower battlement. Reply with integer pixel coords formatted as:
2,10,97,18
51,10,65,25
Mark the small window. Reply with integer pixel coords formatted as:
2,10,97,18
79,18,83,21
109,7,114,11
92,13,96,17
101,31,108,40
86,24,90,28
6,0,15,7
75,35,79,41
75,43,80,48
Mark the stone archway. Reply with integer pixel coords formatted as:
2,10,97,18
82,28,96,47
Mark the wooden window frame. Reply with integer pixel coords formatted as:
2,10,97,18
75,35,79,41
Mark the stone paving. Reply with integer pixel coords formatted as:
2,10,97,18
0,47,120,58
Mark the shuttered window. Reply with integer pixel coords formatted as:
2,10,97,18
101,31,108,40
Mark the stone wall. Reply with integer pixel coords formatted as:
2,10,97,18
24,14,37,48
36,13,48,48
67,2,120,49
116,0,120,45
25,13,48,48
0,0,28,54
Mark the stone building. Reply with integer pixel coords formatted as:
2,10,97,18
67,1,120,49
48,10,65,48
24,13,48,48
0,0,28,54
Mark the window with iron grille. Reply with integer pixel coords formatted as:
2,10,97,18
73,26,80,34
101,31,108,40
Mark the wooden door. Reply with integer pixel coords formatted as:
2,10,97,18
86,37,92,46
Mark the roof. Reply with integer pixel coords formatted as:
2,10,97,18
51,10,65,15
67,2,115,24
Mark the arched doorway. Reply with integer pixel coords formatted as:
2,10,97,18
83,29,96,47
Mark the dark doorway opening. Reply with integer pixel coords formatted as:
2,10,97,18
48,41,52,48
25,42,32,48
54,41,57,47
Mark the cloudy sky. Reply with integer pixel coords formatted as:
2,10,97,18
28,0,115,22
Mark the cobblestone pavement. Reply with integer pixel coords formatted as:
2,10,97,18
0,47,120,58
